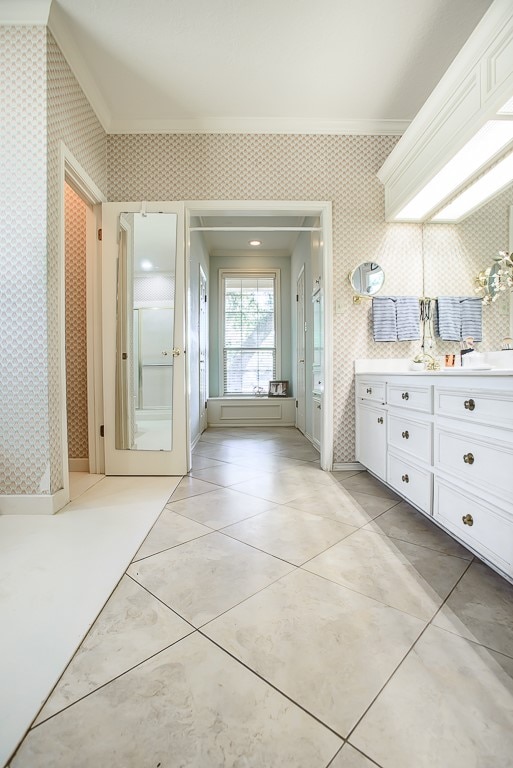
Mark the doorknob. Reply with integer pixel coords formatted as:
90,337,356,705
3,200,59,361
172,348,181,357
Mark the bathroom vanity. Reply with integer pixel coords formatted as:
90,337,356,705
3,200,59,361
355,363,513,582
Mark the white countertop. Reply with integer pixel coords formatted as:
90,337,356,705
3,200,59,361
354,358,513,377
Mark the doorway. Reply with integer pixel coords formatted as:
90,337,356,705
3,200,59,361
185,201,333,471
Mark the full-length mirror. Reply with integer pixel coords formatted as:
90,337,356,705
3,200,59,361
116,212,177,451
349,262,385,296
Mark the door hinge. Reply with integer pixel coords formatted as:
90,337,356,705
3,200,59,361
204,294,208,302
296,294,299,301
97,228,102,241
295,400,298,408
100,425,104,437
205,401,208,409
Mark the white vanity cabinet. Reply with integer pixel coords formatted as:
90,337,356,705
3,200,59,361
355,380,387,480
355,370,513,582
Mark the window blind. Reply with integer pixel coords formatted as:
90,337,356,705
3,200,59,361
222,275,276,395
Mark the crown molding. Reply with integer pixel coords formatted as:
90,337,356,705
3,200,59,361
107,117,409,136
0,0,51,24
48,4,111,133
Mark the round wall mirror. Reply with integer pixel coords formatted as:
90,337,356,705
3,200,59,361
349,262,385,296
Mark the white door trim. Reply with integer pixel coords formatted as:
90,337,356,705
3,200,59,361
184,200,333,471
58,142,106,509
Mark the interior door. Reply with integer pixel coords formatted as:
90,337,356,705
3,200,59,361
296,266,306,433
101,202,187,474
199,266,208,433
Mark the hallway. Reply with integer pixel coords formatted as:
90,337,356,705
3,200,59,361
10,428,513,767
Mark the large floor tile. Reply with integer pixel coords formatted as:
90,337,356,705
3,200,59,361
133,509,211,561
273,444,321,462
433,560,513,657
14,634,341,768
169,475,220,501
222,505,356,565
190,454,225,470
275,465,339,487
337,472,401,501
305,529,469,621
204,569,424,736
351,625,513,768
189,463,270,487
168,487,277,529
224,453,316,472
364,501,473,559
34,576,192,724
330,744,378,768
286,484,387,527
127,532,293,626
229,474,328,505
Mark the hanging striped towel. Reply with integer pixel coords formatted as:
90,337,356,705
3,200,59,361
372,297,397,342
461,297,482,342
396,297,421,340
436,297,461,341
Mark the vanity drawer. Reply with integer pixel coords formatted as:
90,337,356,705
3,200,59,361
435,387,513,430
434,478,513,572
388,414,432,464
388,384,432,414
356,380,386,404
435,429,513,497
387,452,432,513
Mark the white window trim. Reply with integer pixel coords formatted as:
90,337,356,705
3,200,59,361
218,268,281,396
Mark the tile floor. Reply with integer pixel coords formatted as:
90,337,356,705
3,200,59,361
9,428,513,767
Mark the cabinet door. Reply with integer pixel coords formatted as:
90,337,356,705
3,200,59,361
357,404,387,480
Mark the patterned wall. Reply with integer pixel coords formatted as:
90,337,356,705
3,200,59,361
108,133,512,462
0,26,50,495
108,133,422,461
65,184,89,459
46,30,107,491
0,28,107,496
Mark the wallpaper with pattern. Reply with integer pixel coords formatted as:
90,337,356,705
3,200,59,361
46,30,107,492
2,28,511,493
108,133,512,462
65,184,88,460
0,27,107,496
0,26,50,495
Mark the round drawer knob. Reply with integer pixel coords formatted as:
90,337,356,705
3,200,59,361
464,398,475,411
462,514,474,526
401,474,409,483
463,453,475,465
377,417,384,424
401,430,409,439
366,388,372,394
401,392,409,400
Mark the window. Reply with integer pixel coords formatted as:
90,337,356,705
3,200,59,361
221,270,280,395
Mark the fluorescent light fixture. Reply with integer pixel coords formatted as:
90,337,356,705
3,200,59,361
498,96,513,114
395,120,513,220
432,150,513,221
140,260,153,270
249,239,262,246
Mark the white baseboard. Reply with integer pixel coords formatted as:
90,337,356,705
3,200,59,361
0,488,69,516
69,458,89,472
191,433,201,450
332,462,364,471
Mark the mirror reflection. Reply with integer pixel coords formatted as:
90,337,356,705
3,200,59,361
350,262,385,296
116,212,177,451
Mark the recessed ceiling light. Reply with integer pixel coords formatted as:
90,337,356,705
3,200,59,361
249,240,262,247
140,260,153,270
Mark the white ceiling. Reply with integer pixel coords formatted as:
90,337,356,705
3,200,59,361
4,0,493,134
